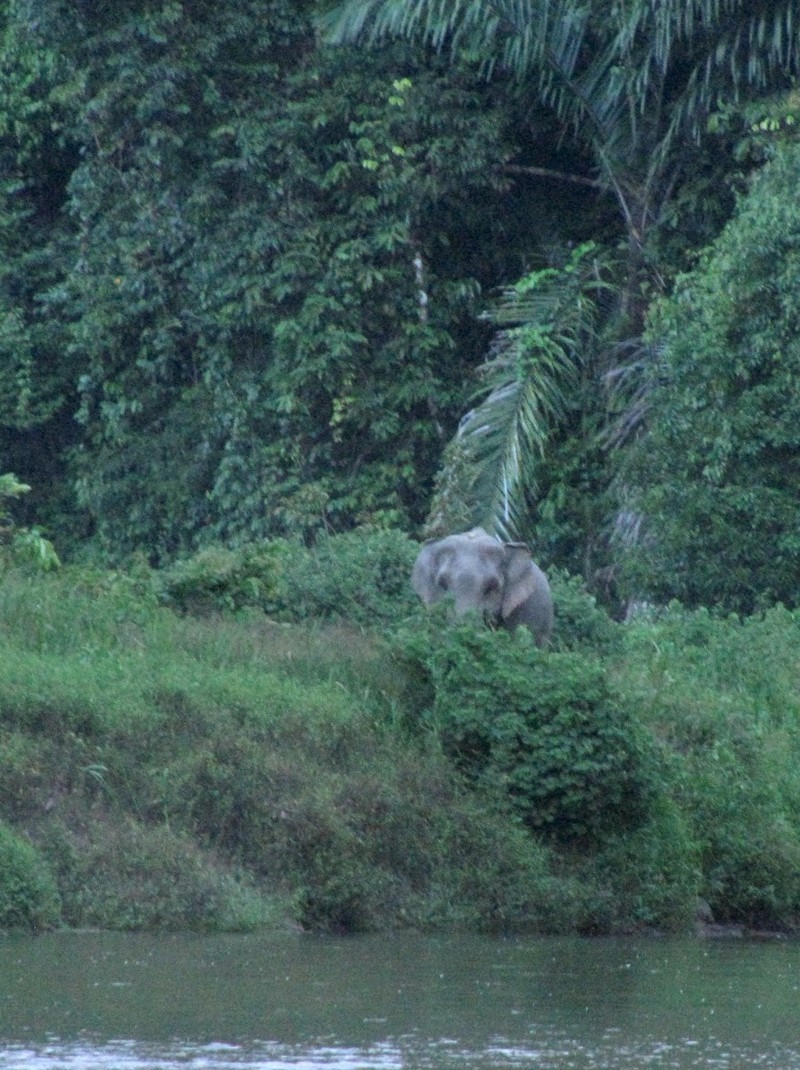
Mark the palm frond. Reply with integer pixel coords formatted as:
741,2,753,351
324,0,800,496
667,1,800,142
326,0,800,149
323,0,503,56
433,244,610,538
458,329,579,537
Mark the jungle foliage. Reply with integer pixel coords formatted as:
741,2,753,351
1,0,534,559
328,0,800,586
2,0,799,613
620,139,800,612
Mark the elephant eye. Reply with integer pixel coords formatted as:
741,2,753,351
483,577,500,595
437,573,450,591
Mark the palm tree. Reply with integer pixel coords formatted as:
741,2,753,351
325,0,800,540
328,0,797,271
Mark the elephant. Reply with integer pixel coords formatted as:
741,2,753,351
411,527,553,646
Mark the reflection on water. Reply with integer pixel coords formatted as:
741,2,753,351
0,931,798,1069
1,1040,400,1069
3,1034,800,1070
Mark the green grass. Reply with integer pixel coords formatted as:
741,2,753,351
0,568,574,933
618,607,800,928
1,561,799,935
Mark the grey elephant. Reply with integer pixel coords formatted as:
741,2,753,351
411,527,553,646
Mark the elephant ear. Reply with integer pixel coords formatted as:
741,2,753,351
501,542,538,620
411,541,443,605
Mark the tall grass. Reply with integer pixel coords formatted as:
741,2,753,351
620,606,800,928
1,553,799,935
0,567,574,933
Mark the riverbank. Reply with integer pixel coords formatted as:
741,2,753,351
1,537,799,936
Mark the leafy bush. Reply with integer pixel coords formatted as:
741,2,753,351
155,528,419,626
573,796,701,933
548,568,623,653
399,621,659,844
698,805,800,929
621,141,800,612
0,474,61,573
159,542,287,615
621,605,800,928
278,527,420,626
0,822,60,930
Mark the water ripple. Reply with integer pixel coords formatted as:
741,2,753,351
1,1036,799,1070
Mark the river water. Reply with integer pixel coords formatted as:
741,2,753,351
0,931,798,1069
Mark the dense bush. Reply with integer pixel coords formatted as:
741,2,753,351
157,528,420,626
573,797,701,933
399,621,659,844
622,141,800,612
277,528,420,626
156,531,619,648
0,474,60,573
158,542,287,615
622,605,800,927
547,568,623,653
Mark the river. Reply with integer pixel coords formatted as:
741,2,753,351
0,931,798,1069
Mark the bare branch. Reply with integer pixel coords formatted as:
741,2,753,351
503,163,606,190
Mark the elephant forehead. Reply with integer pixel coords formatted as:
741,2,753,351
440,537,503,563
476,538,504,558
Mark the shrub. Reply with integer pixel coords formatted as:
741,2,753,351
699,812,800,929
573,796,701,933
548,568,623,653
278,527,419,626
440,811,586,934
620,141,800,613
399,621,659,845
620,604,800,929
0,822,61,930
0,474,60,574
679,724,800,928
159,541,287,615
155,528,420,627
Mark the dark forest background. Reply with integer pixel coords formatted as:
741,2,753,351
3,0,800,614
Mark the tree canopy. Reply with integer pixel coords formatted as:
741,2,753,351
327,0,800,575
1,0,534,559
1,0,799,615
620,139,800,613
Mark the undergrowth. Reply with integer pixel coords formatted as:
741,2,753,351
0,533,798,935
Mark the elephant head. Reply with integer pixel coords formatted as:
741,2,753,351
411,527,553,646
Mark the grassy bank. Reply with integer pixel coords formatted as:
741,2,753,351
1,534,799,935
